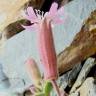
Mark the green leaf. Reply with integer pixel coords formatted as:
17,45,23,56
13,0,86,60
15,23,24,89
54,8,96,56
43,81,53,96
35,92,45,96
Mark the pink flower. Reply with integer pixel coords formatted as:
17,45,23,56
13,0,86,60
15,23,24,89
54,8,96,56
23,3,68,95
22,2,64,30
23,2,64,80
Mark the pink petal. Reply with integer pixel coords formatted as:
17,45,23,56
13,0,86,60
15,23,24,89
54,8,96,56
22,24,37,31
57,7,64,16
27,7,37,19
23,9,38,23
52,7,68,24
49,2,58,16
24,7,38,23
23,12,33,21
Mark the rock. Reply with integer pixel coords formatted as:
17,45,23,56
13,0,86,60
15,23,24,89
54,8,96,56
27,0,44,9
87,64,96,78
58,9,96,75
3,20,28,39
70,58,95,93
58,62,81,89
58,0,69,7
69,92,79,96
24,90,31,96
0,93,23,96
0,64,10,89
0,0,29,32
77,77,96,96
68,63,82,87
70,77,96,96
0,0,44,32
58,70,71,89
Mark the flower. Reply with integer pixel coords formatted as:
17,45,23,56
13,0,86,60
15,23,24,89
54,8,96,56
22,2,64,30
23,2,65,80
23,3,68,95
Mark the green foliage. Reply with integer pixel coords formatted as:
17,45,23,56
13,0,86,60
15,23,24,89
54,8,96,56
43,81,53,96
35,92,45,96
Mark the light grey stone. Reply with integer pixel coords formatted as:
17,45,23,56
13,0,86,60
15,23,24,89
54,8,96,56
68,63,82,87
58,62,81,89
69,92,79,96
0,92,23,96
70,58,96,93
0,64,10,89
70,77,96,96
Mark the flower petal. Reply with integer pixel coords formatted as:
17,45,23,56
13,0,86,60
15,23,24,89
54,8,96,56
57,7,64,16
22,24,37,31
49,2,58,17
23,12,33,21
27,7,37,19
24,7,38,23
52,6,68,24
23,12,38,23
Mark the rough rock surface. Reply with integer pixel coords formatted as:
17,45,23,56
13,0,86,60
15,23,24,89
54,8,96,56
58,9,96,75
70,58,96,93
76,77,96,96
58,62,81,89
0,0,29,32
0,0,96,94
0,0,44,32
49,58,96,96
69,77,96,96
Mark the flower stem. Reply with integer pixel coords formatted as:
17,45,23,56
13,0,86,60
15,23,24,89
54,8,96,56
51,80,61,96
51,80,68,96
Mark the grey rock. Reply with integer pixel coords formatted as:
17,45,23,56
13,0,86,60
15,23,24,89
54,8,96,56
0,93,23,96
70,77,96,96
69,92,79,96
58,62,81,89
70,58,96,93
58,69,71,89
68,63,82,87
0,64,10,88
78,77,96,96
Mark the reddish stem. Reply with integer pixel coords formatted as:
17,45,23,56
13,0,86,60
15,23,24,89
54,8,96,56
51,80,61,96
51,80,68,96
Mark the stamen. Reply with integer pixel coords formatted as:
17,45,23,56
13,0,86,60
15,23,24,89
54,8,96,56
35,9,44,20
41,11,44,19
35,9,38,16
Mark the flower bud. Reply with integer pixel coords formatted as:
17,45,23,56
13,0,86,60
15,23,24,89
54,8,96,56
25,58,41,86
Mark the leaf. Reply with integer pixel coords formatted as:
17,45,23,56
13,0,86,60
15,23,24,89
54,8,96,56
43,81,53,96
35,92,45,96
